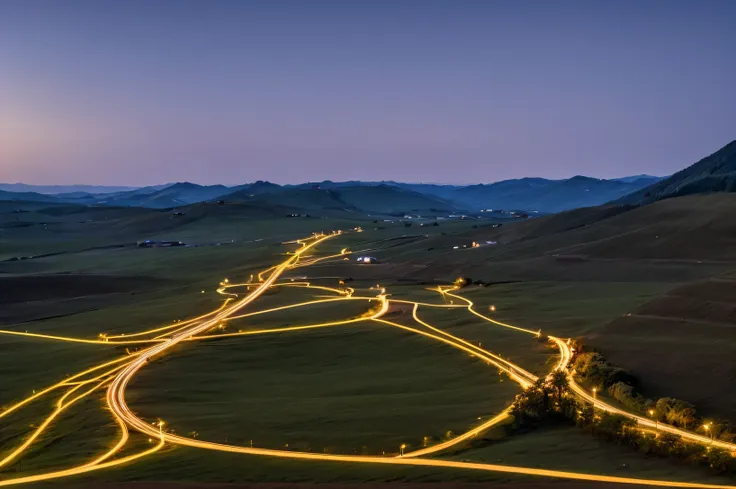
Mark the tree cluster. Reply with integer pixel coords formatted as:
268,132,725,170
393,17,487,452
507,365,736,475
570,343,736,446
576,411,736,474
572,349,715,431
509,371,575,429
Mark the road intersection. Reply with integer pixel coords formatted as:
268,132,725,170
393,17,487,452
0,230,734,487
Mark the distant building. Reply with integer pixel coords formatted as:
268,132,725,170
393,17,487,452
137,240,185,248
356,256,378,264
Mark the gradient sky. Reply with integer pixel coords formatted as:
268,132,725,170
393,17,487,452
1,0,734,186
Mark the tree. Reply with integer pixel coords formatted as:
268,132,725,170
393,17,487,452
549,370,568,401
577,403,595,427
707,448,734,473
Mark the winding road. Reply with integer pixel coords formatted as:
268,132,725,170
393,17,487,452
0,229,734,488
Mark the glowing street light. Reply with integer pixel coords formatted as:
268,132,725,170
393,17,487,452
703,423,714,444
648,409,658,430
489,305,496,312
399,443,407,456
592,387,598,399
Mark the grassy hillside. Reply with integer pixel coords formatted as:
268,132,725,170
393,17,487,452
3,194,736,485
448,176,652,212
0,199,364,261
590,277,736,420
617,140,736,205
0,189,59,203
95,182,232,208
228,185,463,215
406,194,736,265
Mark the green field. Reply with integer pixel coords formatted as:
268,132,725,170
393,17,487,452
3,197,736,487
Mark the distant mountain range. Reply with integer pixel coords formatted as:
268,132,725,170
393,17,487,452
614,140,736,205
0,174,665,214
0,183,139,194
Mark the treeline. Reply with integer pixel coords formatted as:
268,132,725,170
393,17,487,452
506,368,736,474
571,341,736,441
579,411,736,473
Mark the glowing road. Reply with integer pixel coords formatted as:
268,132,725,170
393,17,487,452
1,229,735,488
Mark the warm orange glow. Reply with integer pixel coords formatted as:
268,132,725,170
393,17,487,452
2,228,734,489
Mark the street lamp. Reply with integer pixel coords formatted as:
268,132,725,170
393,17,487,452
648,409,658,430
400,443,407,456
703,423,714,444
592,387,598,399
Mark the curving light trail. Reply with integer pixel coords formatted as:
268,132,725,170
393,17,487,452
554,338,736,452
2,229,734,489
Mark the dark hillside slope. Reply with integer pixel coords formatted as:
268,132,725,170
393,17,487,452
591,277,736,420
228,188,356,212
0,190,60,203
325,194,736,285
616,140,736,205
93,182,231,208
228,185,463,215
430,194,736,262
229,181,282,195
450,176,652,212
135,182,231,207
332,185,462,214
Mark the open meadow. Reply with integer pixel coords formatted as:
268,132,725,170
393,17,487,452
2,196,736,487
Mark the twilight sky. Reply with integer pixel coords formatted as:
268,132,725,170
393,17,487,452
1,0,734,186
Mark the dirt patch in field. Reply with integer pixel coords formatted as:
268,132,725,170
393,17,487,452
0,274,165,304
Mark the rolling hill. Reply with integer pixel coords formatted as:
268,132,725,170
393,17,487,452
439,193,736,262
227,184,464,215
448,176,657,212
616,140,736,205
0,183,138,194
1,172,664,214
0,189,60,203
284,177,659,212
84,182,232,208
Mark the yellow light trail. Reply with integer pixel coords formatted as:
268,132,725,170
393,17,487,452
292,250,353,267
0,433,163,487
0,377,111,468
1,234,338,484
374,318,533,389
411,304,538,384
104,298,234,340
0,362,135,469
0,329,165,346
224,296,372,322
438,286,541,337
4,230,733,489
191,298,388,341
0,354,138,420
554,338,736,452
220,281,352,298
